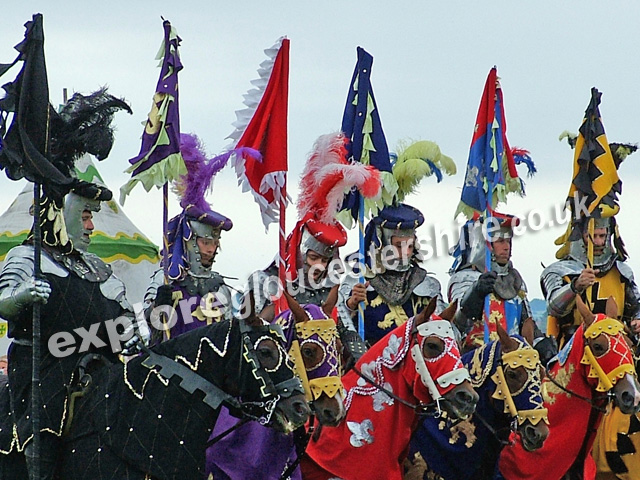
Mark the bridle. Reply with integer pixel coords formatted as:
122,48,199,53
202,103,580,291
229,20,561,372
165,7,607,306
351,319,470,418
351,363,449,417
472,343,548,445
139,319,304,447
545,317,636,470
544,318,635,413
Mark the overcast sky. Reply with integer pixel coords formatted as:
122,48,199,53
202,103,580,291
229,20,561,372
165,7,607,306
2,1,640,301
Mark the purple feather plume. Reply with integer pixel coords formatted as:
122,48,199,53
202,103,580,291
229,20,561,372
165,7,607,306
177,133,233,209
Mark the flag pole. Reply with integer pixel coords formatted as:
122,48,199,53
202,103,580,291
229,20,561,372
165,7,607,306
585,217,594,308
278,178,287,312
357,195,365,339
163,184,169,280
31,181,42,479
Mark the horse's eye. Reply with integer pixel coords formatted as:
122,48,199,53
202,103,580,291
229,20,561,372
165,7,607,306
302,347,315,358
424,340,443,357
258,347,275,359
506,369,518,381
592,342,606,356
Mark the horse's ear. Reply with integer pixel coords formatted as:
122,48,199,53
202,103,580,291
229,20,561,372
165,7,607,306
259,303,275,323
415,296,438,327
282,289,308,324
575,295,596,327
520,317,536,347
496,320,519,353
321,285,339,318
605,296,619,320
242,290,261,327
438,300,458,322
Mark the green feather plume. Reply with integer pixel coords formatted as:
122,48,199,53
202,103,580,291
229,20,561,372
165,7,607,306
392,140,456,203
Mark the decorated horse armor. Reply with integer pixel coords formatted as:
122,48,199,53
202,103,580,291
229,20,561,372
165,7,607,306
498,297,640,480
302,300,478,480
206,297,345,480
407,327,549,480
56,312,309,479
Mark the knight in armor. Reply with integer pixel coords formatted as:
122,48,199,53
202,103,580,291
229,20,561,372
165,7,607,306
247,134,356,317
143,134,234,340
545,133,640,478
0,182,144,479
244,133,382,363
543,139,640,351
449,213,556,364
542,215,640,349
247,219,346,319
340,203,446,346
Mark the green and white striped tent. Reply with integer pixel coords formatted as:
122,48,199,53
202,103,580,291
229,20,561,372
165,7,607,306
0,156,160,351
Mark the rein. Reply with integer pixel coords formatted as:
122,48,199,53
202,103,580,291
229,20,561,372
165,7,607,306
351,364,444,417
544,370,612,413
472,410,513,447
277,414,316,480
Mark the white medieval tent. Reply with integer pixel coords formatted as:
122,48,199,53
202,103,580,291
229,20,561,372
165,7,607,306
0,155,161,354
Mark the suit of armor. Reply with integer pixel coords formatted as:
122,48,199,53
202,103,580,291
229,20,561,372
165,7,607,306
339,266,444,346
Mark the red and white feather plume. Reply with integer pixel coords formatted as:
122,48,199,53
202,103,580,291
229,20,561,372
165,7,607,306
297,132,382,224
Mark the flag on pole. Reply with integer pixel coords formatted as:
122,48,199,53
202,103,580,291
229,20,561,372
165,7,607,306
337,47,397,340
567,88,620,219
0,14,73,188
119,19,186,204
227,37,289,230
554,88,630,260
455,67,533,343
337,47,397,227
455,67,534,219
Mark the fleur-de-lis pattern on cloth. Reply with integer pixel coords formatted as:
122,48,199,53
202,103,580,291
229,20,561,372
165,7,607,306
345,323,413,411
372,383,394,411
348,419,375,447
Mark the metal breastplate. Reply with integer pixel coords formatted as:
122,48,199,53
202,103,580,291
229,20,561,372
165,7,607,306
369,266,427,306
49,250,112,282
177,272,225,297
293,286,332,306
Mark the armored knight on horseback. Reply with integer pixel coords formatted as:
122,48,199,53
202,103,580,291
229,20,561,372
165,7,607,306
0,51,137,476
543,212,640,350
449,212,557,365
539,90,640,479
339,140,457,348
143,134,235,340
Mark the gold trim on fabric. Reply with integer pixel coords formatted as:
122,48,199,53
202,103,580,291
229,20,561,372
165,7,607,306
515,408,549,426
309,376,344,400
583,318,626,339
295,320,338,344
501,347,540,370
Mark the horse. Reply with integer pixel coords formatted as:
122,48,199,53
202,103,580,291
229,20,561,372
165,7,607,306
12,312,309,479
206,288,346,480
405,322,549,480
300,297,479,480
497,296,640,480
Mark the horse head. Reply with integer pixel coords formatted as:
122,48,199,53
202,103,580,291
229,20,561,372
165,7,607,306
277,287,346,426
235,292,311,432
411,298,479,419
576,295,640,414
492,322,549,451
